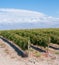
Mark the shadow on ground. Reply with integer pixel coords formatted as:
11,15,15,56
0,37,28,57
31,45,46,53
49,46,59,50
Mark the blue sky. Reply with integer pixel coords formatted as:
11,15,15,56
0,0,59,30
0,0,59,17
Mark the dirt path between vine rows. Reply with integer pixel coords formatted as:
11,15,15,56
0,38,59,65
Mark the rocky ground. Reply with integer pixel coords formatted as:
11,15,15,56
0,38,59,65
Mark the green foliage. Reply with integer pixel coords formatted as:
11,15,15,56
0,28,59,50
50,35,59,45
1,31,28,50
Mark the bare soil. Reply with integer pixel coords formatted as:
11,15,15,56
0,38,59,65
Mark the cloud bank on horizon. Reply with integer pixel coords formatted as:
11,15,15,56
0,8,59,29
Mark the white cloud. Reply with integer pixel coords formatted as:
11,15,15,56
0,8,59,26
